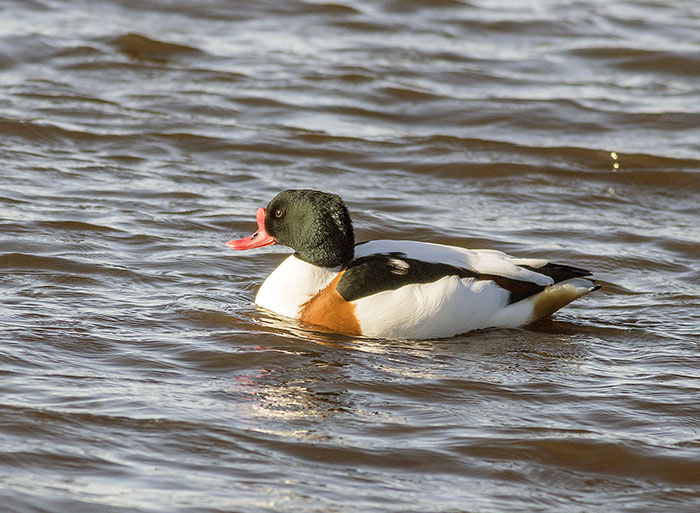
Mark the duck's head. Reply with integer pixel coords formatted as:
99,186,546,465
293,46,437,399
228,189,355,268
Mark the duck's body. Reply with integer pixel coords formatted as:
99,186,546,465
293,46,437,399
229,190,599,340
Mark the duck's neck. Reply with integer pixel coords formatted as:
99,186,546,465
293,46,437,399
294,239,354,268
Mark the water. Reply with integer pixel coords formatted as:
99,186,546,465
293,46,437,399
1,0,700,511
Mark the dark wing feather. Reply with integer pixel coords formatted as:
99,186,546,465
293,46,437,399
337,253,548,304
520,263,592,283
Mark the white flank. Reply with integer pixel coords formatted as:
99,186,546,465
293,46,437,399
353,276,597,340
353,275,511,339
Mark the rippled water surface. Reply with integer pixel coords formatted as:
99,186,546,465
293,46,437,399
2,0,700,511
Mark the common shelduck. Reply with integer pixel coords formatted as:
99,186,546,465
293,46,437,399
228,189,599,339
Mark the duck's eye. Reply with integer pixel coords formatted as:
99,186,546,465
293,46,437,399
273,209,284,219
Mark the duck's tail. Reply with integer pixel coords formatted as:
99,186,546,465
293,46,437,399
528,277,600,321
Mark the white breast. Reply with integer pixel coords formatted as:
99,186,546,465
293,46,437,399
255,255,340,319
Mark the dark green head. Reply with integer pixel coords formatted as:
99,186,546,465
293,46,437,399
265,190,355,267
228,189,355,268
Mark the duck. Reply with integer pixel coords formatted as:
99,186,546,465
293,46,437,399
228,189,599,340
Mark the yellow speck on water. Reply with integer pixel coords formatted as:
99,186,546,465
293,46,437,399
610,151,620,171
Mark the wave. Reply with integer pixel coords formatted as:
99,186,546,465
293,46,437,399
109,33,204,61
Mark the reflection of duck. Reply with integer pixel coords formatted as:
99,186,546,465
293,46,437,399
229,190,599,339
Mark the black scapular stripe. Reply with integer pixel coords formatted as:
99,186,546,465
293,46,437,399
520,262,592,281
336,253,548,304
